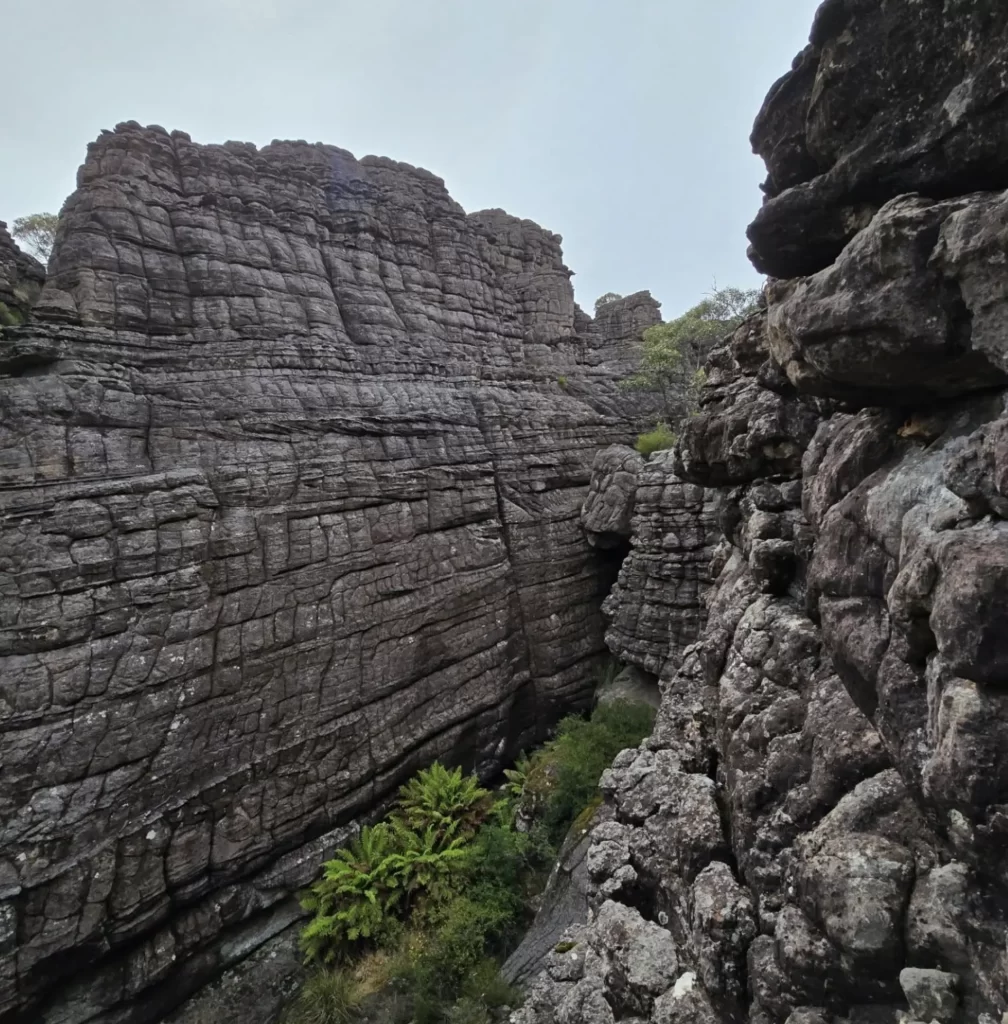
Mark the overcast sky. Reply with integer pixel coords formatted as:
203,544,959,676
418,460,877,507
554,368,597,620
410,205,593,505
2,0,820,317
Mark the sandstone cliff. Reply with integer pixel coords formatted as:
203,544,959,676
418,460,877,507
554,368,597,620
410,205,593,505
0,222,44,323
517,2,1008,1022
0,125,657,1023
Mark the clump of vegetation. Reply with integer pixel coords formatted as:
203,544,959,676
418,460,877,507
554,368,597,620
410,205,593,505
557,375,569,389
594,291,623,312
298,763,533,1022
623,283,761,451
284,968,362,1024
396,762,491,843
635,422,676,458
529,698,656,847
295,686,655,1023
0,302,23,327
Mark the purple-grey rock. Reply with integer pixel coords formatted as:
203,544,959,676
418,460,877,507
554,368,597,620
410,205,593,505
748,0,1008,278
0,124,657,1023
600,449,718,676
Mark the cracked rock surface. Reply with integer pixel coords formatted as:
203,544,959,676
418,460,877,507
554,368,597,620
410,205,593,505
0,123,658,1023
601,449,718,677
0,223,44,323
519,2,1008,1021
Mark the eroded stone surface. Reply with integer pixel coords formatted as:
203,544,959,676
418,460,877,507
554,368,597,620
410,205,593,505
0,124,657,1023
748,0,1008,278
0,223,44,323
581,444,643,548
766,194,1008,402
523,4,1008,1011
601,449,718,676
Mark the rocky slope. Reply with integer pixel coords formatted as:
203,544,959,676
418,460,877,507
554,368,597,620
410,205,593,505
516,2,1008,1022
0,125,659,1024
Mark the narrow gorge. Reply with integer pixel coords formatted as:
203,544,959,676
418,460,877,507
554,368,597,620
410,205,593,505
2,1,1008,1023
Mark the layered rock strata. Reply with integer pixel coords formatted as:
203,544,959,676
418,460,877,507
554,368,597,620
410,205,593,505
0,223,44,323
594,447,718,678
518,1,1008,1021
0,124,656,1023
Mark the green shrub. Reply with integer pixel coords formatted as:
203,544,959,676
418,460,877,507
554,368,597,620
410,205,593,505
396,763,491,844
503,754,531,802
297,746,589,1020
557,375,569,389
635,423,676,457
302,763,501,964
0,302,23,327
416,898,504,1000
302,819,479,964
509,699,656,847
461,958,521,1009
544,700,655,840
300,824,404,963
388,825,472,913
285,968,361,1024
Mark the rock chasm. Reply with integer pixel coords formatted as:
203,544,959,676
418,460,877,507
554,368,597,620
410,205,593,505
5,1,1008,1022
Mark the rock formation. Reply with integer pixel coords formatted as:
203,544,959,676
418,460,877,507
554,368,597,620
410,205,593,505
0,223,44,323
594,447,718,678
0,124,658,1023
518,2,1008,1022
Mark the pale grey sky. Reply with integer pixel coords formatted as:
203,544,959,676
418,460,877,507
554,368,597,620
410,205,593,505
2,0,821,317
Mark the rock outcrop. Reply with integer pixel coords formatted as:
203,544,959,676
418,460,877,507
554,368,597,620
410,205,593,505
0,222,44,324
748,0,1008,279
600,449,718,678
0,124,657,1023
519,2,1008,1022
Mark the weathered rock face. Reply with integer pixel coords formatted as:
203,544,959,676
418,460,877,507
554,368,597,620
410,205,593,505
766,193,1008,403
599,449,718,678
519,1,1008,1021
581,445,644,549
748,0,1008,279
0,222,44,323
0,123,657,1023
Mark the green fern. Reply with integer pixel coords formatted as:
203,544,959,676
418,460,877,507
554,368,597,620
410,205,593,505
386,824,473,914
396,763,491,844
300,824,404,963
503,755,531,802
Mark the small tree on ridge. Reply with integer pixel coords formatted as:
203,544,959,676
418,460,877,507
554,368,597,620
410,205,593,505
594,291,623,313
621,283,761,431
12,212,58,263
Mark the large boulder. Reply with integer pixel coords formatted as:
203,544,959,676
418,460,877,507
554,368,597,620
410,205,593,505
748,0,1008,278
581,444,644,548
767,193,1008,402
